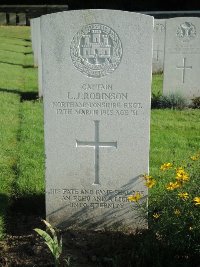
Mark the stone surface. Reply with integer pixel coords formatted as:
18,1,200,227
163,17,200,99
0,13,6,25
9,13,16,25
152,19,166,74
37,18,43,98
41,10,153,231
30,17,43,97
18,13,26,26
30,18,40,67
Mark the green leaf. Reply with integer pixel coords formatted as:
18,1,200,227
34,228,54,252
42,219,56,237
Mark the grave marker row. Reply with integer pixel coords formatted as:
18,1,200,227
0,13,26,25
30,12,200,231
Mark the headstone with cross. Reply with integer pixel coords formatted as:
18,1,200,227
163,17,200,99
42,10,153,231
152,19,166,74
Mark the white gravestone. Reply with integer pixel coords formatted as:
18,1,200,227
30,18,43,96
37,18,43,98
18,13,26,26
9,13,16,25
30,18,40,67
0,13,6,25
163,17,200,99
42,10,153,231
152,19,166,74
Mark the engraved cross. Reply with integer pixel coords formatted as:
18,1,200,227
176,57,192,83
76,120,117,185
153,45,163,61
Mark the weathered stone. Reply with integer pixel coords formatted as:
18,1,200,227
163,17,200,99
18,13,26,26
152,19,166,73
42,10,153,231
9,13,16,25
0,13,6,25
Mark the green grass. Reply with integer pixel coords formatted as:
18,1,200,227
0,26,43,236
150,109,200,175
152,73,163,95
0,92,20,237
0,26,199,265
14,100,44,197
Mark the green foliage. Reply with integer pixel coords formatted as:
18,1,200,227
138,154,200,254
34,220,69,267
151,91,162,108
152,93,188,109
151,73,163,96
150,109,200,175
191,96,200,109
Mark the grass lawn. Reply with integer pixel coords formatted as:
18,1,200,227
0,26,44,237
0,26,199,266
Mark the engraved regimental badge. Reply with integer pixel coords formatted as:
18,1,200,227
176,22,196,42
70,23,123,78
154,23,165,32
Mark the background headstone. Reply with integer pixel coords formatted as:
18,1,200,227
163,17,200,99
30,17,40,67
9,13,16,25
42,10,153,231
18,13,26,26
0,13,7,25
37,18,43,97
152,19,166,74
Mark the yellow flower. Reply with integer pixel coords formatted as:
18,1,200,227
128,192,142,202
174,209,181,216
145,179,156,188
190,153,200,161
193,197,200,206
176,168,189,182
178,192,189,200
153,213,161,219
160,162,173,171
166,181,181,190
143,174,153,180
191,155,199,161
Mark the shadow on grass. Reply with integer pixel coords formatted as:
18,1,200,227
0,194,8,233
0,36,31,42
6,193,45,236
0,88,38,101
0,49,24,54
0,60,34,68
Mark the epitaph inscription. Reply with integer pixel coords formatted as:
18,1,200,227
70,23,123,78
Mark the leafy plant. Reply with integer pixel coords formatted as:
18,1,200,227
151,91,162,109
128,152,200,253
151,93,188,109
34,219,71,267
191,96,200,109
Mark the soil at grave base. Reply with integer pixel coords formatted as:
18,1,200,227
0,213,137,267
0,232,100,267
